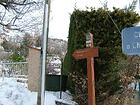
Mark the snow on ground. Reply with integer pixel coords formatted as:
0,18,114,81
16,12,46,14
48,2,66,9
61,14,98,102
46,91,77,105
0,78,37,105
0,78,77,105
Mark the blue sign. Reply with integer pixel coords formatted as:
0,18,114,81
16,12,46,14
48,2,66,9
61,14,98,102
122,26,140,55
40,54,43,58
87,34,90,40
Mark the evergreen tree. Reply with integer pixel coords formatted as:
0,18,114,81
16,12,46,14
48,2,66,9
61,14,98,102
63,8,140,103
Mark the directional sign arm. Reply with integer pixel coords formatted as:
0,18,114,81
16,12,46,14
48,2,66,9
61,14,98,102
72,47,98,59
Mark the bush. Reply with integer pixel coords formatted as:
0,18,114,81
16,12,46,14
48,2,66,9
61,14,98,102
8,54,26,62
63,7,140,103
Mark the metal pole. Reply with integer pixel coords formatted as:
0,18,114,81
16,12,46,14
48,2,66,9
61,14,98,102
60,58,63,99
40,0,51,105
37,1,47,105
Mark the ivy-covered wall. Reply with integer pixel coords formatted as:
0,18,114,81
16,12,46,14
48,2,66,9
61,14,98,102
63,8,140,100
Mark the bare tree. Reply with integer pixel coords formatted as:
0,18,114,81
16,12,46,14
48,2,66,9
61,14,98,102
34,37,67,60
48,38,67,60
0,46,11,60
124,0,138,11
0,0,36,27
0,0,44,37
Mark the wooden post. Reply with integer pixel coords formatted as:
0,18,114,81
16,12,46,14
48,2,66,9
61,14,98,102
73,33,98,105
87,57,92,105
87,33,96,105
87,57,96,105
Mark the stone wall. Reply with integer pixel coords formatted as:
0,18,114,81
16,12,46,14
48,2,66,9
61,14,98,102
28,47,41,92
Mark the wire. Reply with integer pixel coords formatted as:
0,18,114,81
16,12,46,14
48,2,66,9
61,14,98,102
98,0,122,35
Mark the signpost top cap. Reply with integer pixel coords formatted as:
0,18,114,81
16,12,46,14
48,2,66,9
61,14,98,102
86,33,94,40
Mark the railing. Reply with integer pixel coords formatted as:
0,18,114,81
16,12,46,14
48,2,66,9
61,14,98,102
0,62,28,77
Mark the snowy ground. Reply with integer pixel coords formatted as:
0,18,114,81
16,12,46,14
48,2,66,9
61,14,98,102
0,78,77,105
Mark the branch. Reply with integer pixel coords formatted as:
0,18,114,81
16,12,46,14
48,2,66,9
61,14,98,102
0,0,36,10
9,1,36,6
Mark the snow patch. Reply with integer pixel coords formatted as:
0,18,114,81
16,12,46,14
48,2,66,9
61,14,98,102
0,78,77,105
0,78,37,105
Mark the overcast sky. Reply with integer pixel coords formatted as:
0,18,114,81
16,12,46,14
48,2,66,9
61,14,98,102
48,0,140,40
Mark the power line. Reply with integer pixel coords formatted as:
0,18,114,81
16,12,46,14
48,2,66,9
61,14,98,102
98,0,122,35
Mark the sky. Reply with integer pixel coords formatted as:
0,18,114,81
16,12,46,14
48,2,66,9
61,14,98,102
48,0,140,40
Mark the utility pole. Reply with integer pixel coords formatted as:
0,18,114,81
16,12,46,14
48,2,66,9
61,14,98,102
37,0,51,105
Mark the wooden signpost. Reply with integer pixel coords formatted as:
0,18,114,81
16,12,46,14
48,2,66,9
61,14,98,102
72,33,98,105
